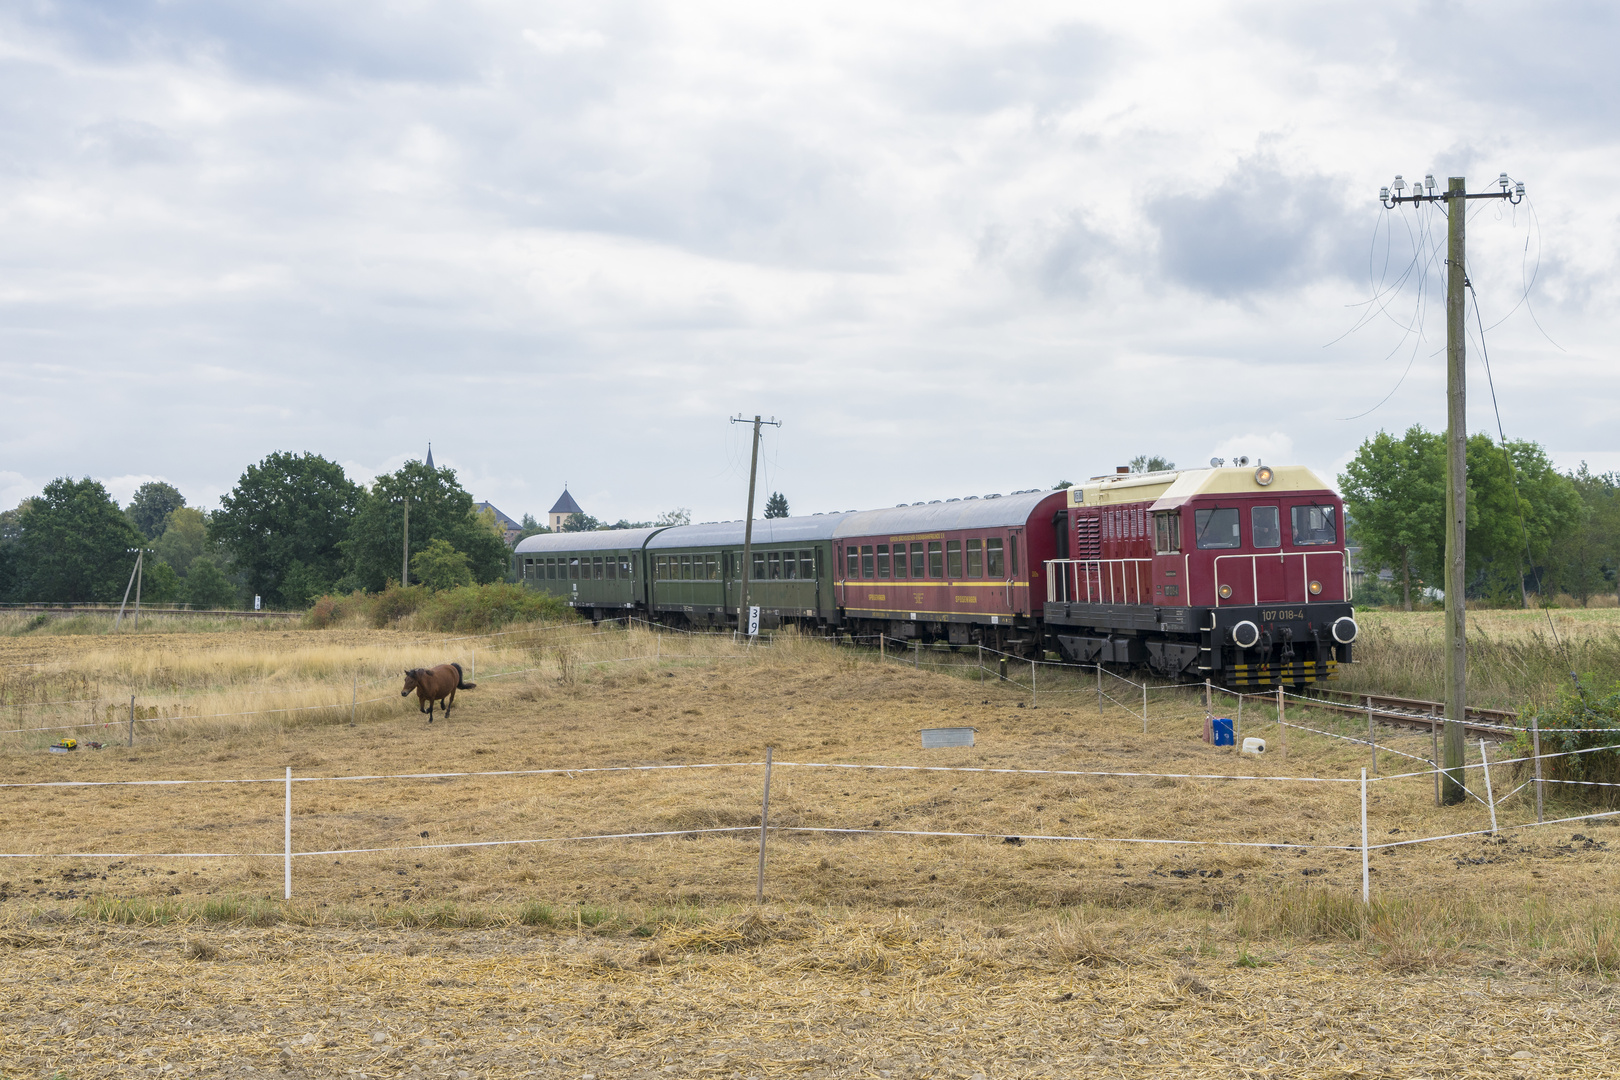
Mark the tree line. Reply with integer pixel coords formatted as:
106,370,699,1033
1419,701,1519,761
1340,426,1619,608
0,453,510,609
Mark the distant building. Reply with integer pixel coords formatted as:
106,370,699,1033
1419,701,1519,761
475,501,522,546
548,488,584,531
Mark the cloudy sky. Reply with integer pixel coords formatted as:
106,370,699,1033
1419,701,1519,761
2,1,1614,525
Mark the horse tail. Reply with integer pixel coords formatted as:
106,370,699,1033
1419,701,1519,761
452,662,476,690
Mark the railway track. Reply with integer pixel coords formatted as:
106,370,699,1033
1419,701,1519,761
1299,688,1519,742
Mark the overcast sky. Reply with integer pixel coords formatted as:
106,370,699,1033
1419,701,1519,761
2,1,1614,525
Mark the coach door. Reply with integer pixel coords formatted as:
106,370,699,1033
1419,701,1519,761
1008,528,1026,614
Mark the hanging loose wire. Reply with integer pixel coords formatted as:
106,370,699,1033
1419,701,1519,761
1466,276,1574,684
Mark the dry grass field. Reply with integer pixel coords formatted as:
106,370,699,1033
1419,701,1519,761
2,615,1618,1079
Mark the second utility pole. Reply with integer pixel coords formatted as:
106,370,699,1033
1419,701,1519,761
730,414,781,636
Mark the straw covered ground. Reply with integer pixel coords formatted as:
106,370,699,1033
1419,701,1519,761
1,618,1618,1078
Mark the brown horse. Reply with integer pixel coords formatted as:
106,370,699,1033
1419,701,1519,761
401,663,475,723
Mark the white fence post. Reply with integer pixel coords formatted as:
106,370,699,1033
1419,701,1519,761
1480,739,1497,835
284,766,293,901
1360,767,1370,904
1366,695,1376,776
1096,663,1102,713
1141,680,1147,734
1531,712,1544,824
756,746,773,904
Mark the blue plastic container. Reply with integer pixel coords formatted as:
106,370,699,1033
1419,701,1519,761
1212,718,1234,746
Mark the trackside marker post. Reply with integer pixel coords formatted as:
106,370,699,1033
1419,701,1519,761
756,746,773,903
1360,767,1370,903
284,767,292,901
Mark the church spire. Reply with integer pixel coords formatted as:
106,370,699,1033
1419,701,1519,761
425,442,435,469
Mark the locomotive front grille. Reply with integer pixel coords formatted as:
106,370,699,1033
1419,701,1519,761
1229,658,1338,688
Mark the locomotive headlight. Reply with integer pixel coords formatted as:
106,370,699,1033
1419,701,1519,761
1218,583,1233,599
1309,580,1322,595
1254,465,1274,486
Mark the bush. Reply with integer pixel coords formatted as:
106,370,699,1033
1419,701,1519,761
301,582,570,633
411,538,474,591
1510,677,1620,807
184,557,238,610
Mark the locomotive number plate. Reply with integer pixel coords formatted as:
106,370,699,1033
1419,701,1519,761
1261,608,1307,622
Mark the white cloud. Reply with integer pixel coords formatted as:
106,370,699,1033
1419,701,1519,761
0,1,1611,525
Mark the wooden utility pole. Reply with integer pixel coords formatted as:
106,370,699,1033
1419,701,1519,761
730,414,781,635
1381,172,1523,805
1441,175,1469,803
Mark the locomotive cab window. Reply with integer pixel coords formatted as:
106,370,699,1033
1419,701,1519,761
1291,505,1338,546
1193,508,1241,549
1251,506,1281,549
1153,512,1181,555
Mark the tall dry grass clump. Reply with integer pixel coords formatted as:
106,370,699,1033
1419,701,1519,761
304,583,570,632
1336,609,1620,710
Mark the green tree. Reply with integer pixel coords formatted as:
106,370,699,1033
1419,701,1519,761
125,481,186,540
763,492,790,519
1339,426,1446,611
344,460,509,591
141,560,182,604
152,506,211,577
184,556,238,609
1052,480,1074,490
655,508,692,526
0,503,23,601
211,452,361,607
561,513,605,533
1465,435,1584,604
1130,455,1175,473
1548,465,1620,606
11,478,147,602
411,538,474,590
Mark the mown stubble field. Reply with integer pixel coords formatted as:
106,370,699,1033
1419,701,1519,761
1,619,1617,1079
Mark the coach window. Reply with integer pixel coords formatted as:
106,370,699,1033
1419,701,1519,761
861,545,875,578
783,551,798,580
891,544,907,578
768,552,781,579
966,538,983,577
753,551,767,580
844,547,857,579
1009,537,1019,575
605,556,617,580
876,544,890,578
568,557,580,579
910,542,926,578
707,554,719,580
946,540,962,578
1252,506,1281,549
594,556,605,580
654,555,667,579
1154,512,1182,555
1291,505,1338,546
1194,508,1241,549
624,556,635,579
927,541,944,578
800,550,815,579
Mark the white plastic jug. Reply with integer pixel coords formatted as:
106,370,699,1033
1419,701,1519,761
1241,736,1266,755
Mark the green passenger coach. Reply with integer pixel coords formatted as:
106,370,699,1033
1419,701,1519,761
643,514,850,630
513,527,669,619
